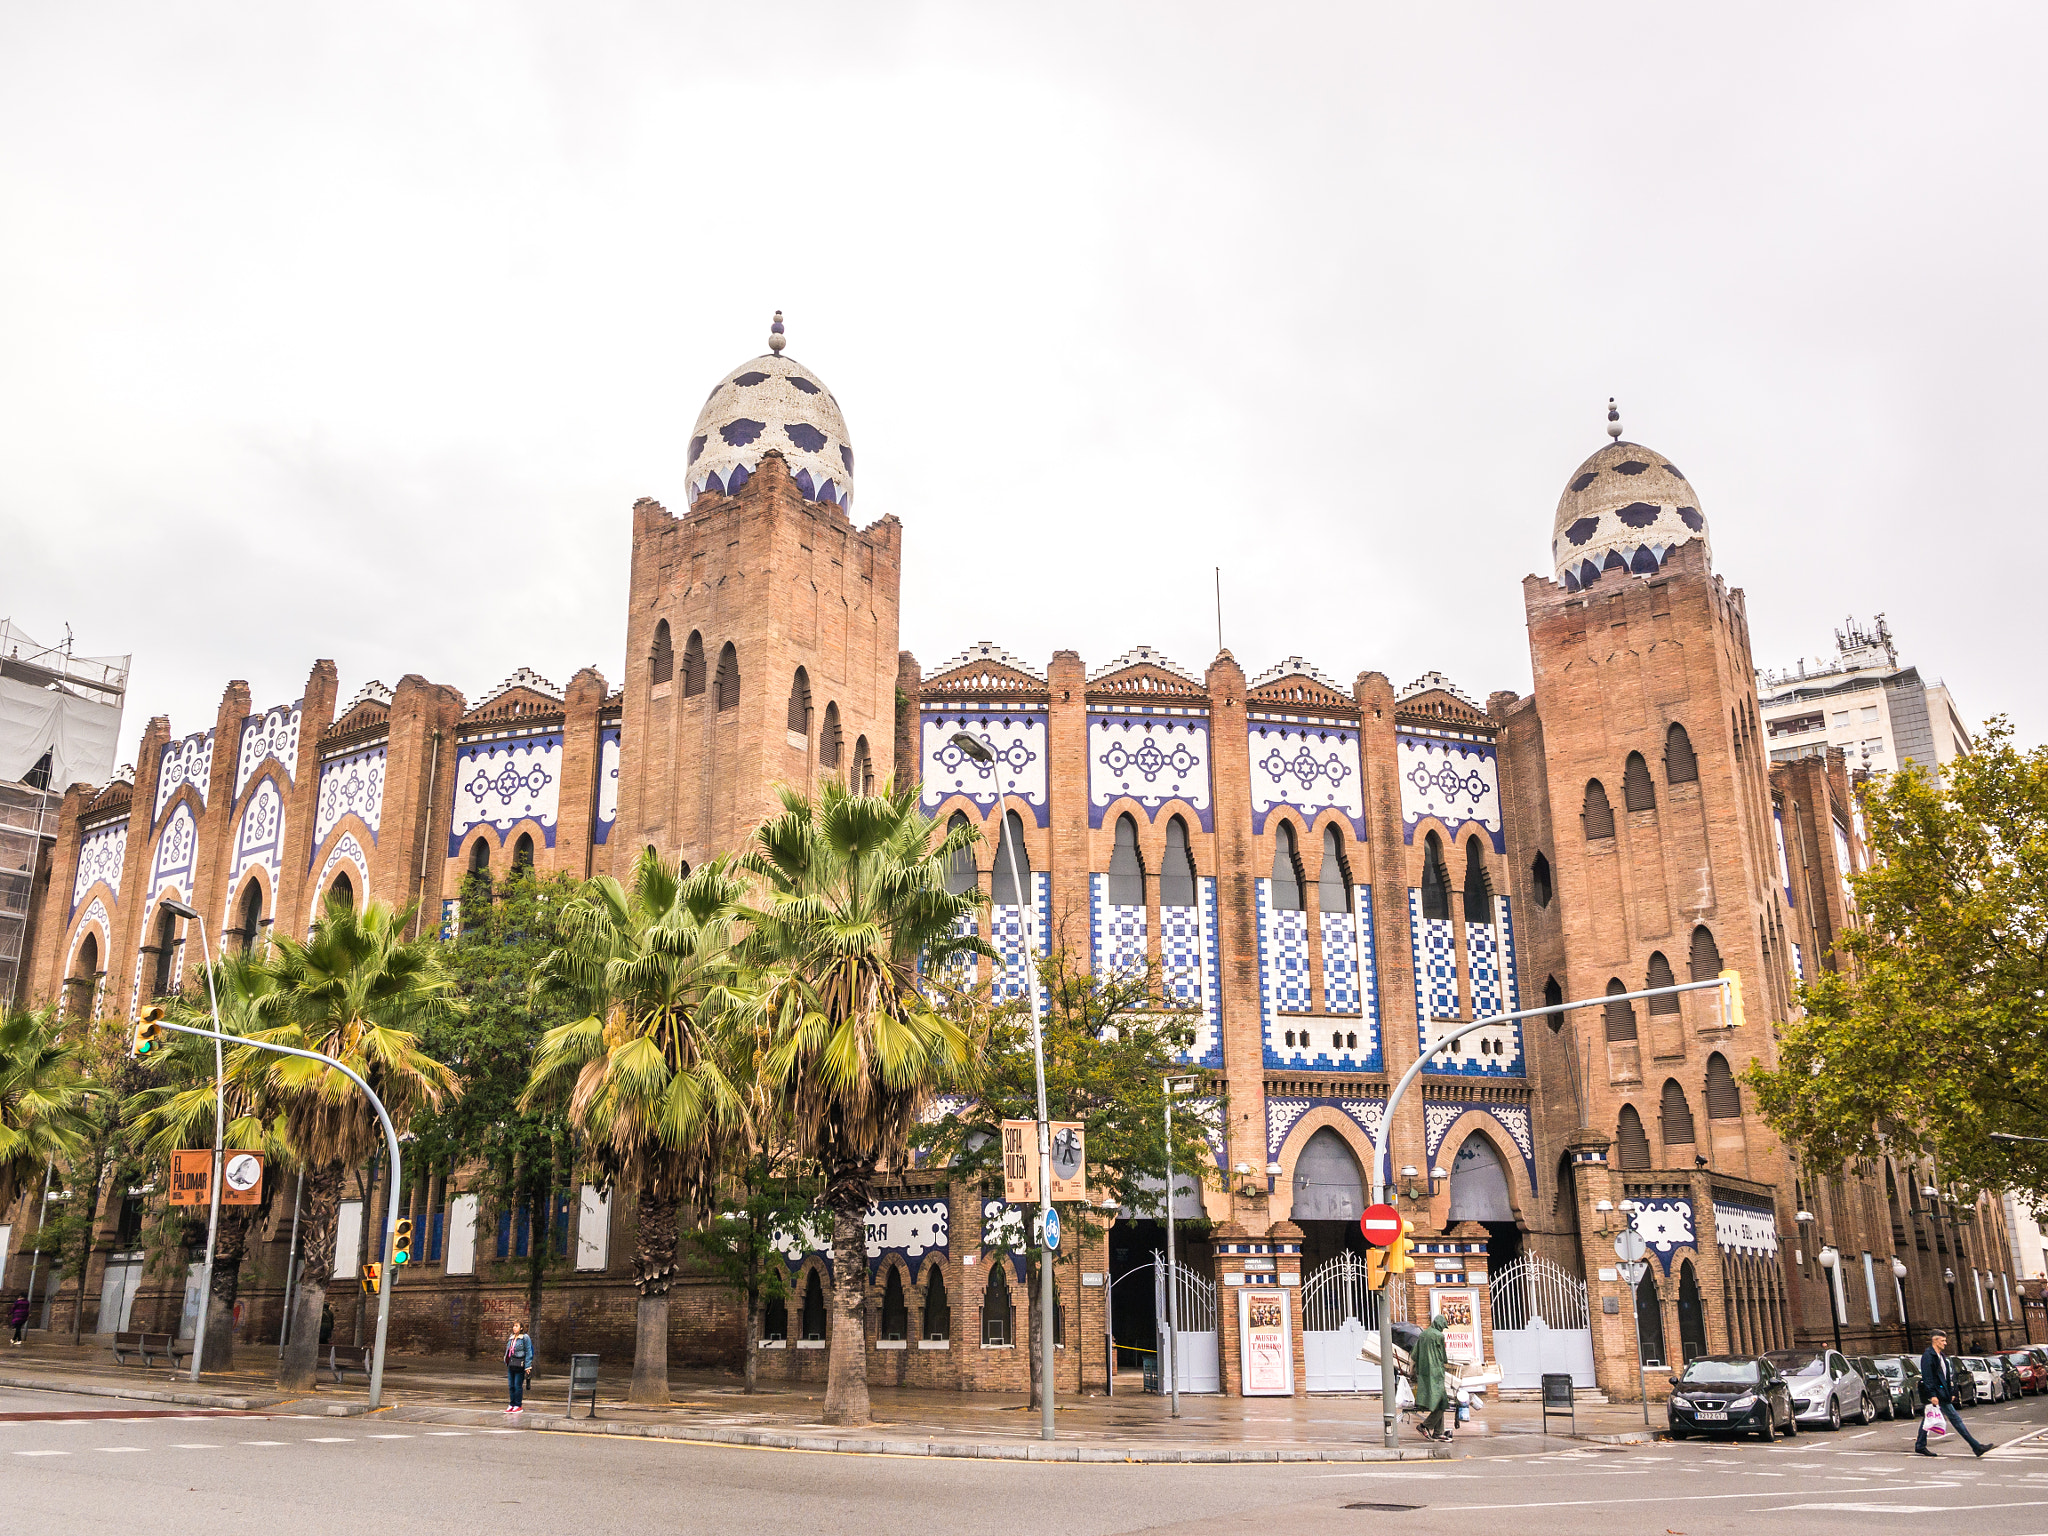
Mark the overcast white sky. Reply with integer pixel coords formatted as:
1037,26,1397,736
5,3,2043,769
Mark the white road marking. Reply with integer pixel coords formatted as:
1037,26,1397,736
366,1434,412,1440
1851,1430,1879,1439
15,1450,68,1457
425,1431,470,1437
240,1440,287,1446
304,1437,354,1443
97,1447,145,1453
1778,1503,1950,1513
170,1443,219,1449
1429,1480,1962,1513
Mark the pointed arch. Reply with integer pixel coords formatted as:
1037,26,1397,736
66,929,101,1019
1646,951,1679,1013
650,619,673,686
992,809,1031,905
1660,1078,1696,1145
1616,1104,1651,1170
819,701,842,768
1688,924,1723,982
1108,813,1145,906
1461,835,1492,921
879,1264,909,1341
149,903,180,997
682,631,706,697
787,666,811,734
1603,977,1637,1041
1420,830,1450,920
1583,778,1615,840
799,1266,827,1341
1704,1052,1741,1120
922,1266,951,1341
1530,850,1552,907
1318,824,1352,914
943,810,977,896
512,832,535,870
1542,974,1564,1031
1270,820,1305,912
1623,751,1657,812
326,870,356,912
1665,721,1698,784
1636,1265,1667,1366
981,1263,1014,1345
715,642,740,710
232,876,266,953
851,735,873,793
1160,815,1197,907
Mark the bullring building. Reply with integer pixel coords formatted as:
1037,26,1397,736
8,324,2021,1399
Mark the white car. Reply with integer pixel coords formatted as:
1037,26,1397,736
1764,1348,1873,1429
1958,1356,2002,1403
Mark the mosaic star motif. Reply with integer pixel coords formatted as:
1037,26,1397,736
1098,735,1200,783
1256,743,1354,796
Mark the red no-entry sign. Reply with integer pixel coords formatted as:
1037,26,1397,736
1361,1204,1401,1246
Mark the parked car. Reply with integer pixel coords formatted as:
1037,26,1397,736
1764,1348,1873,1429
1956,1355,2000,1404
1867,1355,1924,1416
1997,1354,2028,1400
1668,1355,1799,1442
1853,1356,1907,1419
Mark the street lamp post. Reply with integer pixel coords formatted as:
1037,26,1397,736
1817,1245,1845,1357
1926,1186,1970,1348
157,897,225,1383
949,733,1056,1443
1162,1074,1194,1420
1893,1255,1913,1352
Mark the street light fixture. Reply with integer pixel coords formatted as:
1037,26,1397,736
156,896,225,1384
1892,1255,1914,1351
1817,1246,1845,1355
949,732,1056,1443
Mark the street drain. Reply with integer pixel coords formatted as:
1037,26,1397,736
1343,1504,1423,1512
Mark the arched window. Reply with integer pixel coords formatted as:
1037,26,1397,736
942,810,977,896
923,1268,951,1341
1665,722,1698,784
800,1268,827,1341
234,879,265,953
787,667,810,734
851,735,873,793
650,620,673,686
1420,831,1450,920
1160,816,1197,907
1108,814,1144,906
1616,1105,1651,1170
819,702,842,768
1705,1053,1741,1120
992,810,1031,906
1269,821,1305,912
1531,851,1552,907
1677,1259,1708,1363
762,1284,788,1342
1462,836,1492,924
1623,751,1656,812
1646,951,1679,1014
1661,1079,1696,1145
1603,977,1637,1042
682,631,706,697
1583,779,1615,839
1447,1132,1514,1222
715,643,740,710
513,833,534,870
982,1264,1014,1345
470,837,492,877
328,871,355,913
879,1267,909,1341
1688,924,1723,982
1730,707,1743,764
1318,826,1351,916
1542,974,1564,1031
66,932,99,1016
1291,1126,1366,1222
1637,1267,1667,1366
151,905,178,997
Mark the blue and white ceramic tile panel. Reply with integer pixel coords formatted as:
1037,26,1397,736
768,1209,834,1273
1266,1096,1386,1173
154,731,213,823
235,701,301,802
1159,877,1222,1068
991,872,1052,1002
1258,879,1375,1072
67,899,109,1015
1408,886,1460,1026
1088,872,1148,980
1466,917,1502,1017
313,744,386,858
1423,1100,1536,1193
447,732,563,854
70,824,126,915
1713,1201,1780,1257
313,832,371,932
224,776,286,918
593,725,621,844
982,1199,1032,1279
1247,719,1365,837
1630,1197,1697,1274
1086,710,1212,829
925,909,978,999
1496,894,1521,1015
1395,732,1504,853
918,710,1050,827
1320,905,1361,1015
687,348,856,512
148,802,197,912
862,1200,949,1277
1773,807,1794,907
1792,942,1804,982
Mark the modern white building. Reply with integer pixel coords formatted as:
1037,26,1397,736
1758,615,1973,777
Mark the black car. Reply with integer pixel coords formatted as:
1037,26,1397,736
1865,1354,1924,1417
1668,1355,1799,1442
1853,1356,1915,1419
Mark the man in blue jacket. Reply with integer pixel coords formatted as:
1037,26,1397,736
1917,1329,1991,1457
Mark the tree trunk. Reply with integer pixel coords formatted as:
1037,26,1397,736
350,1154,379,1348
69,1155,109,1342
744,1281,759,1395
822,1204,871,1426
1027,1252,1044,1411
199,1208,254,1373
525,1182,547,1352
628,1185,679,1404
278,1165,344,1390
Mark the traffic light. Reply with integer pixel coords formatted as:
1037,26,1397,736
1385,1217,1416,1275
360,1262,381,1296
392,1218,414,1266
1720,969,1745,1031
1366,1247,1388,1291
132,1005,166,1059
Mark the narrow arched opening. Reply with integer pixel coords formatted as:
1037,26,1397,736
1107,813,1145,906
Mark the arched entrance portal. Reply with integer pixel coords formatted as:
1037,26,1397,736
1291,1127,1370,1275
1446,1131,1523,1270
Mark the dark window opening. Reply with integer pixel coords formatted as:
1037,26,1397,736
943,810,978,896
1543,974,1565,1031
715,643,740,710
763,1287,788,1341
1420,832,1451,920
1688,924,1723,982
1666,722,1698,784
851,735,873,794
328,871,355,913
1270,821,1305,912
1531,851,1552,907
1107,814,1145,906
1617,1105,1651,1170
1705,1053,1741,1119
1661,1079,1696,1144
682,631,706,697
982,1266,1014,1346
992,810,1031,906
880,1268,909,1341
923,1269,951,1341
1462,836,1492,924
650,620,673,686
1583,779,1616,840
1160,816,1197,907
150,905,178,997
1318,825,1351,915
1623,751,1657,812
513,833,534,871
1646,951,1679,1014
1637,1268,1667,1366
820,702,842,768
1603,977,1637,1042
233,878,265,953
787,667,811,734
800,1269,827,1342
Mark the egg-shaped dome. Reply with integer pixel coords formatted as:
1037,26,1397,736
1552,434,1708,593
687,318,854,510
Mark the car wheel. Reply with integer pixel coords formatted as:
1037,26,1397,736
1670,1423,1688,1441
1828,1397,1841,1431
1758,1408,1777,1443
1859,1393,1875,1425
1784,1404,1798,1437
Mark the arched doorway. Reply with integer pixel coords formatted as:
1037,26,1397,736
1677,1260,1708,1364
1635,1268,1668,1369
1291,1126,1369,1273
1446,1130,1522,1270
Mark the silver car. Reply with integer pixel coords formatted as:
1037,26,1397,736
1958,1356,2003,1403
1763,1348,1874,1429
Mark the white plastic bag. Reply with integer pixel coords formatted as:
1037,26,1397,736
1923,1401,1949,1438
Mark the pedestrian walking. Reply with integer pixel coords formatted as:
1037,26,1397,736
1412,1313,1451,1442
505,1321,534,1414
1916,1328,1993,1458
9,1292,31,1344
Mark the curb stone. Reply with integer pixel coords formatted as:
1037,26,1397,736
0,1372,373,1415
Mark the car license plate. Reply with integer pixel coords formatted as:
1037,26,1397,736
1695,1410,1727,1421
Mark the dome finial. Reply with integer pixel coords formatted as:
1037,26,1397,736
1606,397,1623,441
769,310,786,355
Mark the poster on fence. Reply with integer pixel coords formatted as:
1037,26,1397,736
1434,1287,1483,1365
1238,1289,1295,1396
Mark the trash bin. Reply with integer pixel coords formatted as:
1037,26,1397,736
568,1353,601,1418
1142,1351,1161,1395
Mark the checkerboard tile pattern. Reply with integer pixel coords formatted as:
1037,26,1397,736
1160,878,1222,1068
1090,873,1149,979
1495,894,1521,1013
1354,885,1383,1065
922,909,979,1000
1409,888,1460,1026
1320,909,1361,1014
1261,881,1372,1071
992,872,1051,1003
1466,919,1502,1016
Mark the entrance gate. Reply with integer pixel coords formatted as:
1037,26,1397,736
1489,1254,1595,1388
1302,1251,1394,1392
1154,1252,1220,1393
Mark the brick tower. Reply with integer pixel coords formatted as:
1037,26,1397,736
612,316,904,872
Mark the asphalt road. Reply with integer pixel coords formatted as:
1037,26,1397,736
11,1384,2048,1536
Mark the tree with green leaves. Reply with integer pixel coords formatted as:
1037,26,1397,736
526,850,753,1404
1749,720,2048,1199
925,953,1218,1408
743,779,985,1426
251,897,461,1390
28,1017,140,1339
0,1004,102,1220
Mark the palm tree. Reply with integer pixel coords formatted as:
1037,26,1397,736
743,780,986,1426
0,1003,101,1227
526,850,753,1404
252,897,460,1390
128,952,293,1371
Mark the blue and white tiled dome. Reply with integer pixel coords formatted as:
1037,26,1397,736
687,315,855,510
1552,421,1709,592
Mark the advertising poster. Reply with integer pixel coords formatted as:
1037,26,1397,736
1238,1289,1295,1395
1434,1287,1482,1365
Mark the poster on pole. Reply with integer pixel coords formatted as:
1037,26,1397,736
169,1150,263,1206
1000,1120,1038,1204
1238,1289,1295,1395
1433,1287,1483,1366
1047,1122,1086,1203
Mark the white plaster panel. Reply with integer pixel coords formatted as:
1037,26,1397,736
1086,713,1211,828
594,726,621,843
72,824,126,913
154,732,213,821
919,711,1049,827
236,702,301,801
147,803,197,910
1247,722,1363,837
1396,732,1503,853
449,733,563,853
314,744,387,854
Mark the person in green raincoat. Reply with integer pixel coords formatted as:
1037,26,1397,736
1412,1314,1451,1441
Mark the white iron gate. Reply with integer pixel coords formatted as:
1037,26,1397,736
1489,1254,1595,1388
1302,1251,1388,1392
1154,1251,1220,1394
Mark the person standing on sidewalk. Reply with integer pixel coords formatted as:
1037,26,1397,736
1412,1314,1451,1442
505,1321,534,1414
1917,1329,1993,1457
9,1292,30,1344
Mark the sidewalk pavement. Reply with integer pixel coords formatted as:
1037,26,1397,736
0,1336,1661,1461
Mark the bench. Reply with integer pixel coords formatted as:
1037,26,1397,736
111,1331,189,1369
328,1344,372,1385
